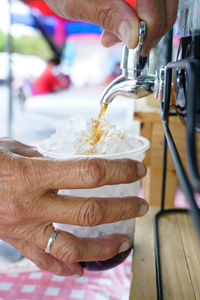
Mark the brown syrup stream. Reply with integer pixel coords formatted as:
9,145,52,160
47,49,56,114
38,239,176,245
85,103,108,154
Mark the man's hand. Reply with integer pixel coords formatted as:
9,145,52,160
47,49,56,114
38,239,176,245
0,138,148,276
44,0,179,55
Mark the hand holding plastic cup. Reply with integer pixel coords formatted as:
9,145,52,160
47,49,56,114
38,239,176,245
38,116,149,271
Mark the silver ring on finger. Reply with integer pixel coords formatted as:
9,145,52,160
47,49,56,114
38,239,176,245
45,227,59,254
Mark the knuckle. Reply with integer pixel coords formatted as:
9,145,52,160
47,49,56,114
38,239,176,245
56,243,81,264
96,7,115,29
81,159,105,187
78,199,104,226
36,256,57,272
122,159,136,181
0,149,34,193
26,159,42,186
15,158,35,189
25,159,51,190
6,196,27,223
36,258,49,271
0,193,32,225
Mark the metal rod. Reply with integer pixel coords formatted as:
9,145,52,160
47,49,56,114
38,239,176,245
154,117,168,300
161,133,168,211
163,119,200,239
7,0,13,137
154,213,163,300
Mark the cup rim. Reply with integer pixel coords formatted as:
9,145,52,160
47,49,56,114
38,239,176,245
38,135,150,159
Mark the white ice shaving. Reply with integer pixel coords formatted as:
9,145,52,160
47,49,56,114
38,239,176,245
39,114,137,155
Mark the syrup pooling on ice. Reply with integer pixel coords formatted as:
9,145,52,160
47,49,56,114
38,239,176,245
81,103,129,154
74,103,109,154
39,111,137,156
75,111,135,154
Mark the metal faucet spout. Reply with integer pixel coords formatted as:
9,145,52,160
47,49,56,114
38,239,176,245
100,21,155,105
100,74,155,104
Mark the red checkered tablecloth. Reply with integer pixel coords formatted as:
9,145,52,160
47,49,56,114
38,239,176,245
0,254,132,300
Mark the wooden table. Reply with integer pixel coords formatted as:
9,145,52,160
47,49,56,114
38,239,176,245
129,207,200,299
134,94,200,208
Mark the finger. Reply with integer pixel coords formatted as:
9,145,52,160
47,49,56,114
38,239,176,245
100,30,121,47
37,194,149,226
0,137,42,157
3,237,83,276
30,157,147,190
151,0,179,49
32,225,132,264
135,0,166,56
45,0,139,49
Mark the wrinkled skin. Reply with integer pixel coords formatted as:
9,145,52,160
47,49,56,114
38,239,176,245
0,138,148,276
44,0,179,55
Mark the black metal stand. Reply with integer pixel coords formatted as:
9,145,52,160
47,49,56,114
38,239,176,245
154,132,188,300
153,59,200,300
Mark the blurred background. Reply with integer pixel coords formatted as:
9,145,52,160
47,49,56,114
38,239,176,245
0,0,137,146
2,0,198,290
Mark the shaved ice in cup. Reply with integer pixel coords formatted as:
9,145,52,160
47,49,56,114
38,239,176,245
38,114,149,271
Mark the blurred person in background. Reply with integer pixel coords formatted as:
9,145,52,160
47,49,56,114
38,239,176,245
32,57,71,95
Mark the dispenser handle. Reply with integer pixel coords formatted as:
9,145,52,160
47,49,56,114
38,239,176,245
121,21,146,78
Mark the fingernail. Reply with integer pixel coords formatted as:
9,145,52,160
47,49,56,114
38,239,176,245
139,203,149,216
118,20,138,48
119,241,131,253
137,163,146,177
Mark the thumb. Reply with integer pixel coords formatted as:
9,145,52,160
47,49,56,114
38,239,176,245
44,0,139,49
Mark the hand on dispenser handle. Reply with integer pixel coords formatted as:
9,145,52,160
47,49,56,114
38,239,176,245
44,0,179,55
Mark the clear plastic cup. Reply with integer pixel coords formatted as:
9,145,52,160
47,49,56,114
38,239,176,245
38,135,149,271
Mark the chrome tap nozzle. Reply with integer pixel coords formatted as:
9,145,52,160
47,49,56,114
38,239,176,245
100,22,155,104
